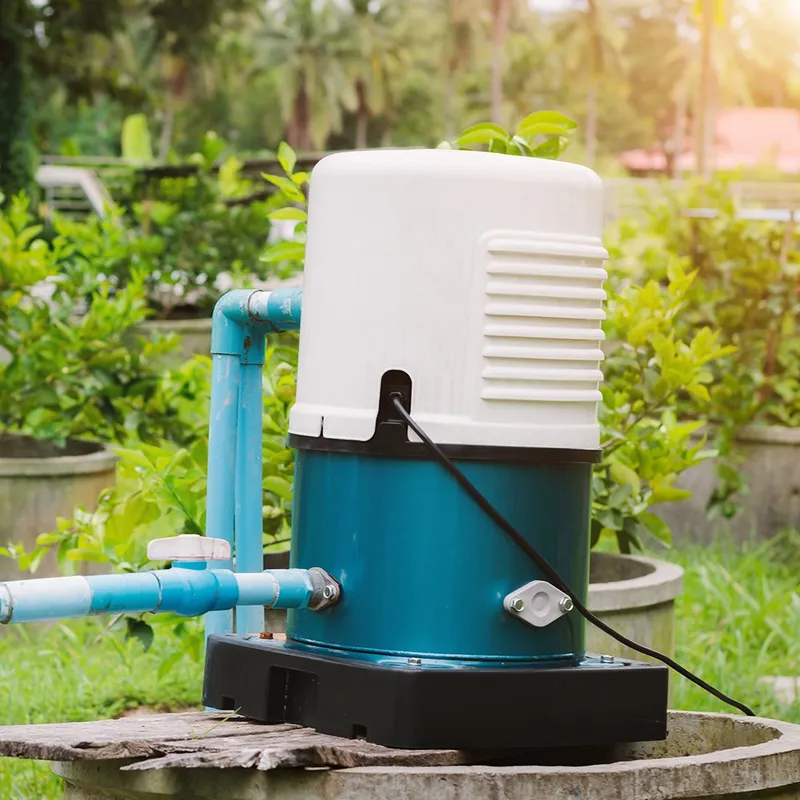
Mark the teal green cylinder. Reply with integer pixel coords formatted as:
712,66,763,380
288,450,593,662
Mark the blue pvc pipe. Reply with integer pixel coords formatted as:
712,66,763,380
247,288,303,330
235,569,312,607
205,354,241,638
0,568,318,624
206,288,303,642
236,358,266,633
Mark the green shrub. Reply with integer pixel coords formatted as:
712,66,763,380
8,342,297,579
598,260,734,551
115,134,281,317
0,194,200,446
607,180,800,517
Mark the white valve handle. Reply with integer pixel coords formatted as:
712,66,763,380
147,534,231,563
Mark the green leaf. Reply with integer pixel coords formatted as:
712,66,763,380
65,548,110,563
261,240,305,264
268,207,307,222
531,137,564,159
517,111,577,137
35,532,65,547
113,447,154,470
455,123,511,147
638,511,673,545
609,462,642,496
126,618,154,652
650,475,692,504
264,476,293,500
686,383,711,402
277,142,297,176
595,507,624,531
157,650,184,680
121,114,153,162
261,173,305,203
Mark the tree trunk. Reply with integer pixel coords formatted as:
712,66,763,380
444,66,457,140
0,0,35,198
490,0,509,126
355,80,368,149
706,65,717,177
158,104,174,162
288,83,312,151
672,76,688,178
381,119,393,147
696,0,714,178
585,81,598,169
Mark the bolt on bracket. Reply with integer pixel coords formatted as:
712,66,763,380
503,580,573,628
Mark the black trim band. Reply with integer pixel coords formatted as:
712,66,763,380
289,433,602,465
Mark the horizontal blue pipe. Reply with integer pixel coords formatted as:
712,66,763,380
0,569,318,625
236,569,313,607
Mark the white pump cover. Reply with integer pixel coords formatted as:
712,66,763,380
289,149,607,451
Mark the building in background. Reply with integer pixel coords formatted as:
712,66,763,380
620,108,800,176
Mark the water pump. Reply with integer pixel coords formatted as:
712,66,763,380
0,149,669,750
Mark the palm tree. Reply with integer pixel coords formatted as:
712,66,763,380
261,0,355,151
694,0,717,177
692,0,756,176
441,0,480,138
490,0,511,125
559,0,624,168
346,0,409,149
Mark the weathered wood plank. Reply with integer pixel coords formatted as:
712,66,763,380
0,712,517,772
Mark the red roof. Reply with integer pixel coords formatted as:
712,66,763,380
620,108,800,173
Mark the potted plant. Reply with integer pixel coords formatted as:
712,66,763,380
0,193,202,579
607,181,800,542
119,134,287,359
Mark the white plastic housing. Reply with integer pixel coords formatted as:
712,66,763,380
289,149,607,451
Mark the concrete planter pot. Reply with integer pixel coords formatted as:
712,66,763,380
53,711,800,799
655,424,800,543
137,317,213,362
0,435,116,580
587,552,684,662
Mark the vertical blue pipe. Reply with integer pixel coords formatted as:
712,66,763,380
204,354,241,639
235,351,266,633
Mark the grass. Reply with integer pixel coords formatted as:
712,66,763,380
0,536,797,798
671,532,800,722
0,616,204,799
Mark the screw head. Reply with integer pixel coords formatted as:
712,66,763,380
509,597,525,613
407,657,422,666
558,596,574,613
322,585,336,601
600,654,615,664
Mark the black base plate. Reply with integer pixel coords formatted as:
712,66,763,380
203,635,668,750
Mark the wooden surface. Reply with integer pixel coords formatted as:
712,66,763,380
0,711,518,772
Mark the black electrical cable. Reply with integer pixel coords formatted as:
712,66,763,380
391,395,755,717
